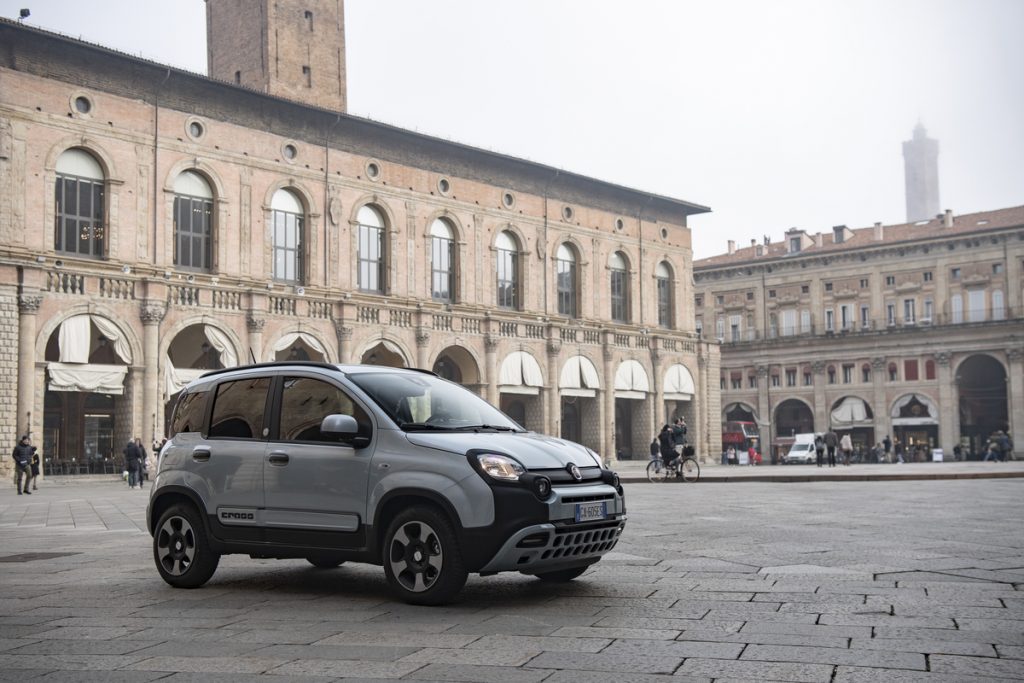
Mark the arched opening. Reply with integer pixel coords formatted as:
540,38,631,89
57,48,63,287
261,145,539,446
271,332,328,362
173,170,214,272
55,148,106,258
498,351,543,432
664,364,697,456
957,354,1008,458
559,355,601,451
614,359,651,460
829,396,875,458
773,399,814,463
891,393,940,462
164,324,239,431
432,345,482,394
360,341,407,368
43,314,131,475
271,188,305,283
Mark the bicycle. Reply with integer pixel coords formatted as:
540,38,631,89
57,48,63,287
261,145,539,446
646,452,700,482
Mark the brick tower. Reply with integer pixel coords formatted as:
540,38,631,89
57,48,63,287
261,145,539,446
902,122,940,223
206,0,347,112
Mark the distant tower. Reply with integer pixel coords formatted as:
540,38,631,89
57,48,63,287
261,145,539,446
206,0,347,113
902,123,939,223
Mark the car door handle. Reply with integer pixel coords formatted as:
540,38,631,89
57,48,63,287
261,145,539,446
192,447,211,462
268,452,290,466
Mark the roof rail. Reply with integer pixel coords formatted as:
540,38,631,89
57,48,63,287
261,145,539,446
198,360,339,380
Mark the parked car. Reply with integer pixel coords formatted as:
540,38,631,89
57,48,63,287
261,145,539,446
147,362,626,604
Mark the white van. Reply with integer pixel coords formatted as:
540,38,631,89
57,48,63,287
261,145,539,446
783,433,819,464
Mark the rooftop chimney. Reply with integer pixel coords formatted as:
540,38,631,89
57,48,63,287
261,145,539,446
943,209,953,228
814,232,824,248
727,240,736,255
874,221,884,241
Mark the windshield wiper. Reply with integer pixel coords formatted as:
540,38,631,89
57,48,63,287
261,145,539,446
460,424,518,432
399,422,458,431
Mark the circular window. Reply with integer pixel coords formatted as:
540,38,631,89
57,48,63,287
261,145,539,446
74,96,92,114
502,191,515,209
615,218,625,232
186,119,205,140
437,177,451,195
661,228,669,239
562,206,574,221
366,160,381,180
282,143,297,161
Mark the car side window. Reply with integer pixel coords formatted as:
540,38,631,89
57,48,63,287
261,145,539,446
279,376,371,444
208,377,271,439
171,389,208,434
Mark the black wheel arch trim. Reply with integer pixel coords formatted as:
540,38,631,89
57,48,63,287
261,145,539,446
372,487,464,558
148,485,213,539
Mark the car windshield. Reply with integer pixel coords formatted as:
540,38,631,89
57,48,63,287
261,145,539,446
347,371,522,432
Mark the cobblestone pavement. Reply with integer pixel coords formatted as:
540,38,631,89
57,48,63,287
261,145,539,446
0,479,1022,682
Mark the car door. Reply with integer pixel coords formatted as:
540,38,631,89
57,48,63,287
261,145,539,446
203,376,271,542
262,374,375,548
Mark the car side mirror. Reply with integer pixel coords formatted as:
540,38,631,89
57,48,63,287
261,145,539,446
321,414,359,435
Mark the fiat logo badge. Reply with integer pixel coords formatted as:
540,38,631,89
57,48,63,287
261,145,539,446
567,463,582,481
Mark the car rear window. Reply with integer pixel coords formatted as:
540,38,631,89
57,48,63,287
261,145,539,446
208,377,271,439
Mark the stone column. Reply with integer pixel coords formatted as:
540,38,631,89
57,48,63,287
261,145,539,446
871,356,890,444
697,353,709,462
602,343,615,464
650,346,663,437
484,334,499,406
935,352,956,452
247,315,265,363
756,365,770,454
546,338,561,435
415,329,430,369
1007,348,1024,459
812,361,827,432
17,293,42,440
333,322,353,364
139,301,166,452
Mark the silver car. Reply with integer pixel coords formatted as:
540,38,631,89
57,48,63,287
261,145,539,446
147,362,626,604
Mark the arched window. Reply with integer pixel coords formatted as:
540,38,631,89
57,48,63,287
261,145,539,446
430,218,455,302
271,189,303,283
173,171,213,271
55,149,105,257
609,251,629,323
556,243,577,318
656,261,673,328
495,231,519,309
357,205,386,293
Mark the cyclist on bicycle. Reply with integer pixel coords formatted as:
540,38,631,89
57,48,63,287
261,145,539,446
658,424,676,468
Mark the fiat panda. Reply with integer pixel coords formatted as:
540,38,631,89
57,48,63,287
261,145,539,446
147,362,626,604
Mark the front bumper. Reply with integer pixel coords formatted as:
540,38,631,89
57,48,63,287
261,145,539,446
477,482,626,573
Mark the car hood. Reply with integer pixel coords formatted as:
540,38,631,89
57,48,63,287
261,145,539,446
404,430,600,470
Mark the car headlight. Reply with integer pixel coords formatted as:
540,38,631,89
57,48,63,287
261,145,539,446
476,454,525,481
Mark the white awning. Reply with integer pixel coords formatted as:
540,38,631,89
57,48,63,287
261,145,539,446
663,363,695,401
48,362,128,395
271,332,328,360
204,325,238,368
164,362,206,398
891,393,939,425
499,351,543,394
830,396,872,427
614,359,650,399
58,314,132,364
560,355,600,390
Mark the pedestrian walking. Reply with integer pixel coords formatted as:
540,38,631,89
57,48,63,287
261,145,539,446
135,437,148,485
840,433,853,466
895,439,905,464
123,439,142,489
29,448,40,491
824,429,839,467
649,437,660,472
883,435,892,462
814,434,825,467
12,435,35,495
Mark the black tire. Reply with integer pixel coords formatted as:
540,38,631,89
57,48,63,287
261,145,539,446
681,457,700,482
306,555,345,569
534,565,588,582
646,459,666,483
382,505,467,605
153,503,220,589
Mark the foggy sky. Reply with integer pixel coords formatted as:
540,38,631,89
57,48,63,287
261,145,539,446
2,0,1021,259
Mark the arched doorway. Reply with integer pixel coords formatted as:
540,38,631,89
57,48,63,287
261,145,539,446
829,396,875,457
498,351,543,432
164,324,236,432
891,393,939,462
360,341,407,368
271,332,328,362
957,354,1008,457
773,398,814,463
559,355,602,452
43,314,131,475
614,359,651,460
432,345,482,394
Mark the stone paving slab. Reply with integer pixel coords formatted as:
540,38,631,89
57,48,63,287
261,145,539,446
2,479,1023,682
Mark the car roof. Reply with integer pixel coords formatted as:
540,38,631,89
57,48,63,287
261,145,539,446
185,362,437,390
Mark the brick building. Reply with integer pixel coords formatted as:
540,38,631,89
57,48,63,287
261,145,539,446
694,207,1024,461
0,5,719,477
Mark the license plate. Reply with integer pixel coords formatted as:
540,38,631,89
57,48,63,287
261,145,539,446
575,501,607,522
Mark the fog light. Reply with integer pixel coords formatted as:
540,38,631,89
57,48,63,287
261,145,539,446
533,476,551,499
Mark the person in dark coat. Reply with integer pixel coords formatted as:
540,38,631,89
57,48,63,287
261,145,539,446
824,429,839,468
123,439,142,489
658,425,675,467
12,435,35,495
